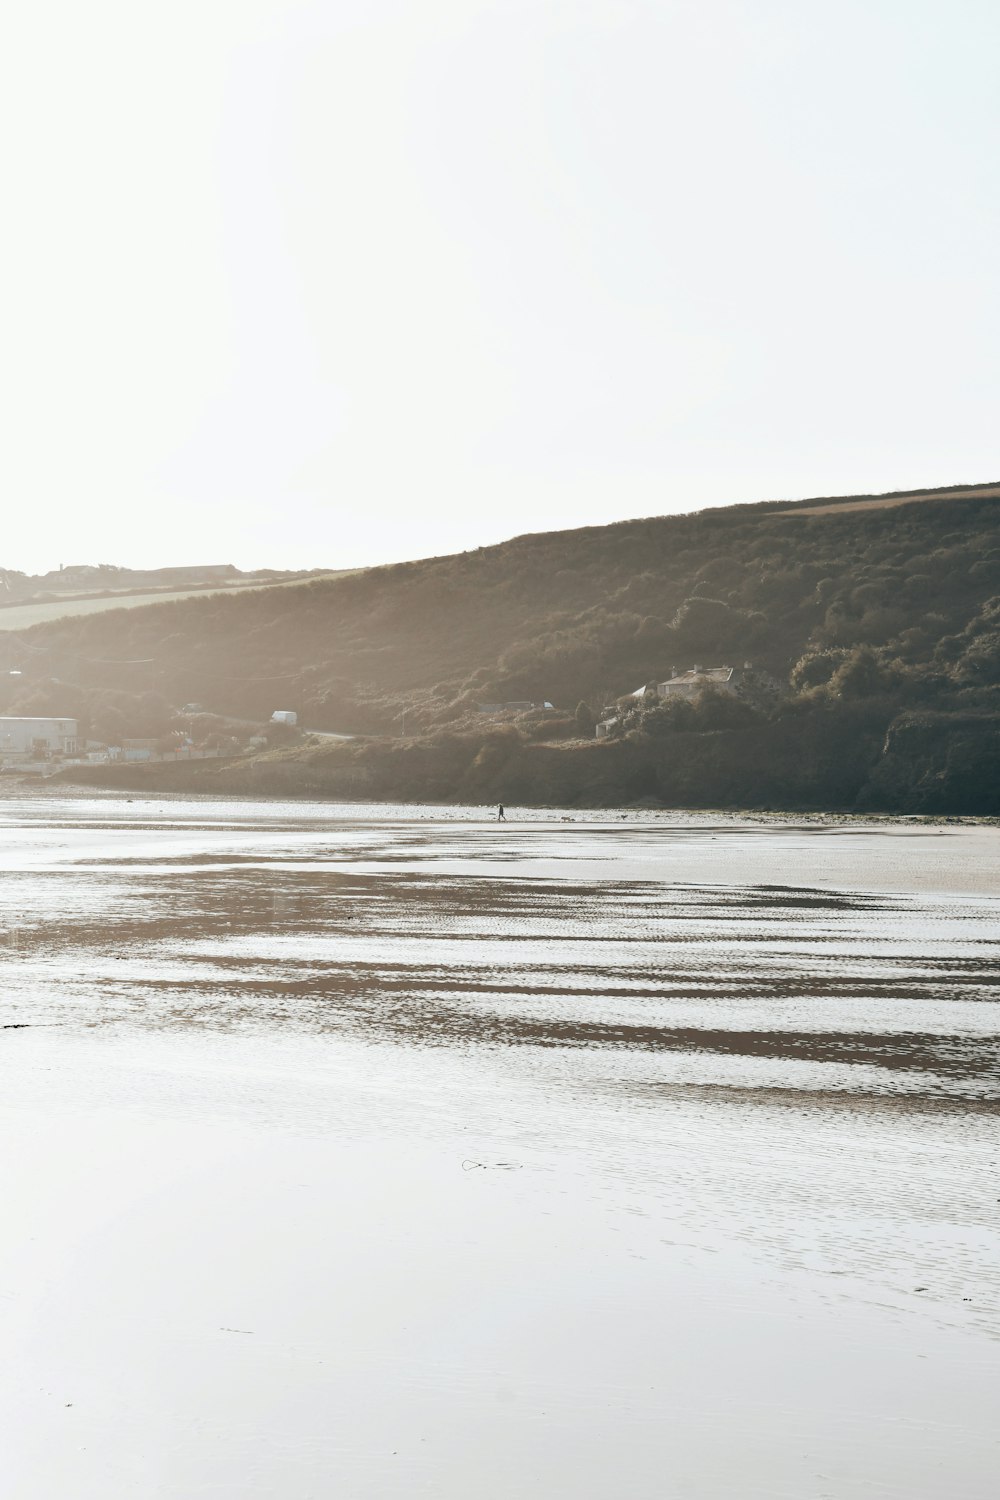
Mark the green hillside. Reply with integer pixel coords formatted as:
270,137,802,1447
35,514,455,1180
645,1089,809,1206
8,481,1000,812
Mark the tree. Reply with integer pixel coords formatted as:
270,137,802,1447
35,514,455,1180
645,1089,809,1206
829,647,887,699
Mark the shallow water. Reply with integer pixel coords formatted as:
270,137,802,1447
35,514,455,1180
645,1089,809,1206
1,794,998,1498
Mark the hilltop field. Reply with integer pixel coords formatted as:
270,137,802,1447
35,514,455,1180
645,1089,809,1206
0,563,348,632
5,481,1000,813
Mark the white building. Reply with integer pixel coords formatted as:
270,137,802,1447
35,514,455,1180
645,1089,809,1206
270,710,298,726
0,716,79,758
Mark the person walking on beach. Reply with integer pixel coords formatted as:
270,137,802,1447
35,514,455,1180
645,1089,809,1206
497,803,506,821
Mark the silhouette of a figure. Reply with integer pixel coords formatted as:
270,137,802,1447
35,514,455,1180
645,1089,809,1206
497,804,506,821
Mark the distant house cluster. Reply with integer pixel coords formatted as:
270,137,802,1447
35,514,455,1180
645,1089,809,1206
595,663,759,737
0,706,304,773
0,716,204,769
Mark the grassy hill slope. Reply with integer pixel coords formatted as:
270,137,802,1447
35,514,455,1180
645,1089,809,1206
8,480,1000,811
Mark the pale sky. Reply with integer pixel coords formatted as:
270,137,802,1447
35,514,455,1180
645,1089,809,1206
1,0,997,573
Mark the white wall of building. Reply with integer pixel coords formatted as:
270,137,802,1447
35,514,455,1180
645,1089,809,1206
0,717,79,757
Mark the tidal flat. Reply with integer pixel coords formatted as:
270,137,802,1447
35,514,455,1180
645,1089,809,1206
1,794,998,1498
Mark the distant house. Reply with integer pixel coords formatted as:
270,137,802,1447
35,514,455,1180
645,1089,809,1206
0,716,78,759
270,710,298,726
656,664,752,700
597,663,769,736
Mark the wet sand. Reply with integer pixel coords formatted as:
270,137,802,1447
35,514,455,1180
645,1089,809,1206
1,796,998,1497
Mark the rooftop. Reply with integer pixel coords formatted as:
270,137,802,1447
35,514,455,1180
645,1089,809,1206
661,666,735,686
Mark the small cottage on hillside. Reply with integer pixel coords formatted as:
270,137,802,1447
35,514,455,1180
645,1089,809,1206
656,664,752,700
596,662,781,735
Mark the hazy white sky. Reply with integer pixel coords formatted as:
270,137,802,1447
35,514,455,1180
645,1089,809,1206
1,0,997,572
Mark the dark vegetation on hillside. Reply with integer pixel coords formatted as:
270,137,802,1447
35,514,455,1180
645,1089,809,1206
7,484,1000,812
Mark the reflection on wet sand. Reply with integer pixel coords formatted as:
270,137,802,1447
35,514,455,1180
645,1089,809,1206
1,795,998,1499
4,845,998,1099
